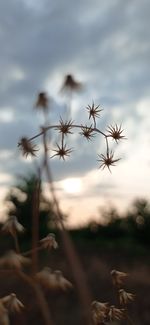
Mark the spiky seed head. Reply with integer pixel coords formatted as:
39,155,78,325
35,92,49,110
51,143,73,160
18,137,38,158
98,151,121,172
107,124,125,142
80,125,95,141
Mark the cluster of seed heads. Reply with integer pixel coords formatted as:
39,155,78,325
18,88,125,172
91,269,135,324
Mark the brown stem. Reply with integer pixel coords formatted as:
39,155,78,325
23,245,43,256
13,232,20,254
42,130,93,325
31,174,40,274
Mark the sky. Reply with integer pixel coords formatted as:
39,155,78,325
0,0,150,227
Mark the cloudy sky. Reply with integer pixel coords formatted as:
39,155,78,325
0,0,150,226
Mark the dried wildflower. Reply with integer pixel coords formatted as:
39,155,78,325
36,268,73,291
86,102,103,124
35,92,49,110
91,301,109,323
119,289,135,305
1,293,24,313
98,151,121,172
54,270,73,291
40,233,58,250
61,74,82,93
2,216,24,237
107,124,125,142
108,305,125,321
80,125,95,141
18,137,38,157
111,269,128,287
35,267,54,289
0,302,9,325
51,143,73,160
55,118,73,135
0,251,30,270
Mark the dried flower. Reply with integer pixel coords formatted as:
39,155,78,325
2,216,24,237
40,233,58,250
36,268,73,291
111,269,128,287
98,151,121,172
51,143,73,160
1,293,24,313
91,301,109,323
35,92,49,110
61,74,82,93
108,305,125,321
107,124,125,142
18,137,38,157
55,118,73,135
0,251,30,270
86,102,103,124
119,289,135,305
54,270,73,290
80,125,95,141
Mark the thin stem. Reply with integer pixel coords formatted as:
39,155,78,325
23,245,43,256
31,173,41,274
105,136,109,156
13,232,20,254
42,129,93,325
28,124,106,142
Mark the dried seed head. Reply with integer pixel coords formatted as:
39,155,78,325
55,118,74,135
2,216,24,237
111,269,128,287
1,293,24,313
18,137,38,157
51,143,73,160
40,233,58,250
35,92,49,110
0,251,30,270
98,151,121,172
91,301,109,324
53,270,73,290
86,102,103,123
61,74,82,93
36,268,73,291
119,289,135,305
107,124,125,142
108,305,125,321
80,125,95,141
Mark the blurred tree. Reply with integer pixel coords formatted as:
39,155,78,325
5,174,58,238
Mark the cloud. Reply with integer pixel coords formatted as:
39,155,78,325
0,0,149,222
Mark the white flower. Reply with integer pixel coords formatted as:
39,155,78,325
0,251,30,270
108,305,125,321
1,293,24,313
110,269,128,287
36,268,73,291
54,270,73,290
91,301,109,324
2,216,24,237
40,233,58,250
119,289,135,305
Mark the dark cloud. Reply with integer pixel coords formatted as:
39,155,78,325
0,0,149,208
